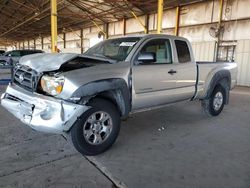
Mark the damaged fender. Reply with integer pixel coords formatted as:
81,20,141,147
71,78,130,117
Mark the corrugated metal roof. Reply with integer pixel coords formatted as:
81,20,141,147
0,0,208,45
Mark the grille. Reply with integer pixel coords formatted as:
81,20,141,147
13,65,40,92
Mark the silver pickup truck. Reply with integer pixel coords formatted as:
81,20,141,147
1,34,237,155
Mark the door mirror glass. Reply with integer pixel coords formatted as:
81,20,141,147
137,52,156,64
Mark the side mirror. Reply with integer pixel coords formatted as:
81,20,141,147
8,54,11,57
137,52,156,64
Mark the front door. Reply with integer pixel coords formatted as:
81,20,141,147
132,38,178,111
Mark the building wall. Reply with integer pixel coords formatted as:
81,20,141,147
12,0,250,86
235,40,250,86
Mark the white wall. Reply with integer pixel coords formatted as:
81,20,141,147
192,41,216,61
235,40,250,86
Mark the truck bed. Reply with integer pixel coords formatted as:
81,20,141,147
195,61,237,99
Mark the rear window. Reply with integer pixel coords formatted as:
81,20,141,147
175,40,191,63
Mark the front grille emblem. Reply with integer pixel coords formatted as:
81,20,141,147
19,73,24,82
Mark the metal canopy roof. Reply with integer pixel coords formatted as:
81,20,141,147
0,0,208,45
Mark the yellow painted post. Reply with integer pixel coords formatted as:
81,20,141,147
174,6,180,36
216,0,224,61
218,0,224,25
157,0,163,34
51,0,58,53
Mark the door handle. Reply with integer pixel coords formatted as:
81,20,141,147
168,69,177,75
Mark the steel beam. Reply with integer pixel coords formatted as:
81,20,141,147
157,0,163,34
63,33,66,49
123,18,126,35
145,14,149,34
34,39,36,50
131,11,147,34
104,23,109,39
218,0,224,25
174,6,180,36
91,20,107,39
80,29,83,54
41,37,44,50
0,0,54,38
51,0,58,53
216,0,224,61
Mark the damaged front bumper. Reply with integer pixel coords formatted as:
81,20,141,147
1,84,89,134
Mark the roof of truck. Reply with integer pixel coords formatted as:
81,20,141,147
109,34,188,41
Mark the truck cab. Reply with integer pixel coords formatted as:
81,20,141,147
131,35,197,110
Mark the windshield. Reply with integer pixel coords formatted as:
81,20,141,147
3,51,10,56
84,37,141,62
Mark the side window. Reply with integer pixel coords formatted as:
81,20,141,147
175,40,191,63
11,51,21,57
20,51,27,56
21,51,33,56
138,39,172,64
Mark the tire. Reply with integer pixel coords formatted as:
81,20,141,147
70,98,121,156
202,85,226,116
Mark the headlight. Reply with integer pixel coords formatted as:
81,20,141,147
40,75,65,96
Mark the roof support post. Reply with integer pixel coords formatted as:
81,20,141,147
174,6,180,36
51,0,58,53
63,33,66,49
145,14,149,34
219,0,224,26
123,18,126,36
157,0,164,34
80,29,83,54
104,23,109,39
34,39,36,50
41,37,44,50
215,0,224,61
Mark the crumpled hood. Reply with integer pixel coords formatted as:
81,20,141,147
19,53,79,72
0,55,9,61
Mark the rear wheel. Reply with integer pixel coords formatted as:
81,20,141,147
70,98,121,156
202,85,226,116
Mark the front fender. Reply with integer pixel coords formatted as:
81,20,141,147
71,78,130,117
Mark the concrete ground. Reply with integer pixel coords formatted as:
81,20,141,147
0,85,249,188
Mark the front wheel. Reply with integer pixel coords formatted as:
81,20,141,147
70,98,121,156
202,85,226,116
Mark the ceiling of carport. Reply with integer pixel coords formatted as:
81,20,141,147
0,0,209,45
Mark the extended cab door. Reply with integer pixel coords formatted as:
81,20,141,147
173,39,197,101
132,38,179,110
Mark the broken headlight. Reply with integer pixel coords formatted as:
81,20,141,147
40,75,65,96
